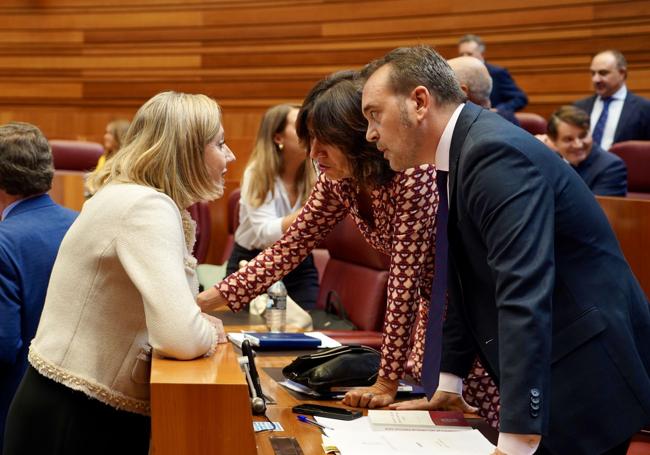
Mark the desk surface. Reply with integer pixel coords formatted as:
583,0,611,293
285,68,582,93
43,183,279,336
151,308,496,454
219,309,497,453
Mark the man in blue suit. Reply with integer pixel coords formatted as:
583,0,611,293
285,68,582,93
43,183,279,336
575,50,650,150
458,34,528,122
362,46,649,455
0,122,77,450
540,105,627,196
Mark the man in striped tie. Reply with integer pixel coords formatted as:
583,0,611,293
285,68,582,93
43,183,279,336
575,50,650,150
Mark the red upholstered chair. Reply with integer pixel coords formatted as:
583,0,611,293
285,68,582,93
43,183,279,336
609,140,650,197
187,202,211,264
218,188,241,265
515,112,548,136
49,140,103,171
318,216,391,349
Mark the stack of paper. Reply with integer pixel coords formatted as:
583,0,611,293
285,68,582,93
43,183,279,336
315,413,494,455
368,410,471,431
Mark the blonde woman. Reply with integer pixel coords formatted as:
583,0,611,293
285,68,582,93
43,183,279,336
97,118,130,170
226,104,319,308
4,92,233,455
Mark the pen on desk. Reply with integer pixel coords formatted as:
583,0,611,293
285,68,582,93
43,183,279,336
297,415,334,432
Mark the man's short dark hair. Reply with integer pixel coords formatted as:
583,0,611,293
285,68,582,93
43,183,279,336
547,105,590,140
361,45,466,107
458,34,486,53
0,122,54,196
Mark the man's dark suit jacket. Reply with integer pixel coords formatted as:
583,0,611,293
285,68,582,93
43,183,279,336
573,143,627,196
486,62,528,116
441,102,650,454
0,194,76,450
575,91,650,146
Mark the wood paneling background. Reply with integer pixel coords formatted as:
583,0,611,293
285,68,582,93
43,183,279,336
2,0,649,263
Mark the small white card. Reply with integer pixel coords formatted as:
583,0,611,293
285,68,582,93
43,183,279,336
253,421,284,432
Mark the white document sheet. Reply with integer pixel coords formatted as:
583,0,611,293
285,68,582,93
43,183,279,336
316,416,495,455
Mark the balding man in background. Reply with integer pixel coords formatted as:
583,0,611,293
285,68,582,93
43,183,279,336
448,55,519,125
575,49,650,150
458,34,528,120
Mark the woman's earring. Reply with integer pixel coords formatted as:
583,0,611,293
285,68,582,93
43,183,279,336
278,143,284,151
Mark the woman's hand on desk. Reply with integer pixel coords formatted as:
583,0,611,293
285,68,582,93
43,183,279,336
341,376,399,409
200,313,228,343
197,286,228,311
388,390,478,413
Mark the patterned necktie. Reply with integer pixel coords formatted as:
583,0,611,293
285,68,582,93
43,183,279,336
421,170,448,399
591,97,613,148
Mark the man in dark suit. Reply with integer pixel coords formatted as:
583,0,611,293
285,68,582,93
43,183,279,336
361,45,650,455
540,105,627,196
458,34,528,121
0,122,77,451
575,49,650,150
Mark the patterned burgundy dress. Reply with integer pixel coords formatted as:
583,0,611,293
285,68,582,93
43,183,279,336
219,164,438,382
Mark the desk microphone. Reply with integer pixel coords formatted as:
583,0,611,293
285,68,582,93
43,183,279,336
240,339,267,415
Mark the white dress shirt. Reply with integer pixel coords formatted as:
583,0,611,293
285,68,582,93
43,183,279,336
434,104,540,454
589,84,627,151
235,167,302,250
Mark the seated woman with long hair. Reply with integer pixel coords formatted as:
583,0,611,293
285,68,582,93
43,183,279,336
226,104,318,309
4,91,232,454
198,71,440,409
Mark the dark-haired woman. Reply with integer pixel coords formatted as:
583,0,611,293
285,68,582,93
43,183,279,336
198,70,440,409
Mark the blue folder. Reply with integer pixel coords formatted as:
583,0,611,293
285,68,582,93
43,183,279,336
243,332,322,350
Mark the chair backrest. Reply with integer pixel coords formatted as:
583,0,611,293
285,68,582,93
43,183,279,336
50,140,104,171
609,140,650,193
187,201,211,264
515,112,548,136
317,216,390,332
218,187,241,265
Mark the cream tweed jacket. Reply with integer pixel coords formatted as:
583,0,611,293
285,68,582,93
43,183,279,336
29,183,218,415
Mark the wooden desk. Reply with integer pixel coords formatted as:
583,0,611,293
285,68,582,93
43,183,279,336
151,310,496,454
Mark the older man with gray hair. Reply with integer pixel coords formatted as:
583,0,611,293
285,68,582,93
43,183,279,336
448,56,519,125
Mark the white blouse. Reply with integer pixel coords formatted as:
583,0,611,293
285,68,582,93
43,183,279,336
235,167,303,250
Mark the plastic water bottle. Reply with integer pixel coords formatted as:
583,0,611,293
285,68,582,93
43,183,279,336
265,280,287,332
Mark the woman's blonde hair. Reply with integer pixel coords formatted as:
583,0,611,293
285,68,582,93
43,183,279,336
245,104,315,208
86,91,224,209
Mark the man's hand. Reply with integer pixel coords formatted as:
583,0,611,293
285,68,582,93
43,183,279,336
197,286,228,312
534,133,558,152
342,376,399,409
389,389,478,414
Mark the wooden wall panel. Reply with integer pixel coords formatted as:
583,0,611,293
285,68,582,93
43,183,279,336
1,0,649,264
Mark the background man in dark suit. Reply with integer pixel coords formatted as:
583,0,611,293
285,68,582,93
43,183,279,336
0,122,77,451
458,34,528,120
575,49,650,150
448,55,519,126
539,105,627,196
361,45,650,455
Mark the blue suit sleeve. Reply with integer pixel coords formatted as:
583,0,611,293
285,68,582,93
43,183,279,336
491,68,528,115
462,142,554,435
0,246,22,366
590,159,628,196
